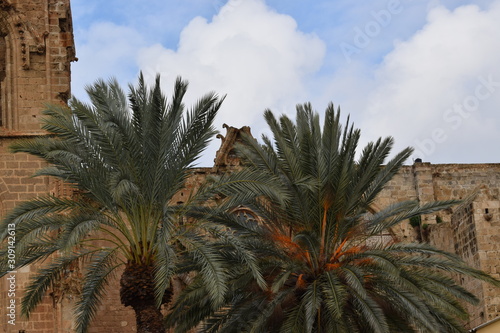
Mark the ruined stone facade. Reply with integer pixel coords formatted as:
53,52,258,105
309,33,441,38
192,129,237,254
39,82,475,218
0,0,78,331
377,162,500,329
0,1,499,332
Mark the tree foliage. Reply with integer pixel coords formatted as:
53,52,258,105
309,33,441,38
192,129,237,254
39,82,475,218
0,74,236,333
168,103,500,333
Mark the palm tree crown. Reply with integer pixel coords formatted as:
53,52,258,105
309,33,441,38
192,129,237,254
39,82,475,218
0,74,228,333
169,103,500,333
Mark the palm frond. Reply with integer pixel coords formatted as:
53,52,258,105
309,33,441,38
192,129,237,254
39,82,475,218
180,103,499,332
74,249,121,333
21,250,96,317
2,72,227,332
181,234,228,307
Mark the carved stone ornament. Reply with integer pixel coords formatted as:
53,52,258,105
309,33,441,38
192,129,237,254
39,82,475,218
1,1,46,69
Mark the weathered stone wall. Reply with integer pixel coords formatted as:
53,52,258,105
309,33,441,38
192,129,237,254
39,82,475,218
451,202,485,328
373,165,419,240
0,0,75,134
0,140,54,333
0,0,77,332
377,162,500,329
473,197,500,325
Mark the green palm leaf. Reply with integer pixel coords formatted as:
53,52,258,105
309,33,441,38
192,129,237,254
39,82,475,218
1,73,226,333
170,103,500,333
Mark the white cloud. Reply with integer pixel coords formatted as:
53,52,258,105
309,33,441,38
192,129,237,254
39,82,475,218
69,0,500,166
357,2,500,163
71,22,146,99
137,0,325,164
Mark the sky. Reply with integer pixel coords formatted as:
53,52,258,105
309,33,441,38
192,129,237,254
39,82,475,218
70,0,500,167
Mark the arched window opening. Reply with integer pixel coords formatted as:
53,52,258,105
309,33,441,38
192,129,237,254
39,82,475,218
234,208,259,229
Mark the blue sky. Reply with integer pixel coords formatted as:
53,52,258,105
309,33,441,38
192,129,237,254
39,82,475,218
70,0,500,166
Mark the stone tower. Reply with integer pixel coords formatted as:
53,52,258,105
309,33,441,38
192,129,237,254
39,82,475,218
0,0,76,331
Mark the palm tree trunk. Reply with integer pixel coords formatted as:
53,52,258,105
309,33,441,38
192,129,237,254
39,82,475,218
133,303,165,333
120,261,171,333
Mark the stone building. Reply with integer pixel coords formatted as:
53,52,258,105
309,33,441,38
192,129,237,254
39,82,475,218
0,1,499,332
0,0,81,331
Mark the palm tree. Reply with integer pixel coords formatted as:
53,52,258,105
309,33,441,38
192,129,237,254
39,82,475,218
168,103,500,333
0,74,231,333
